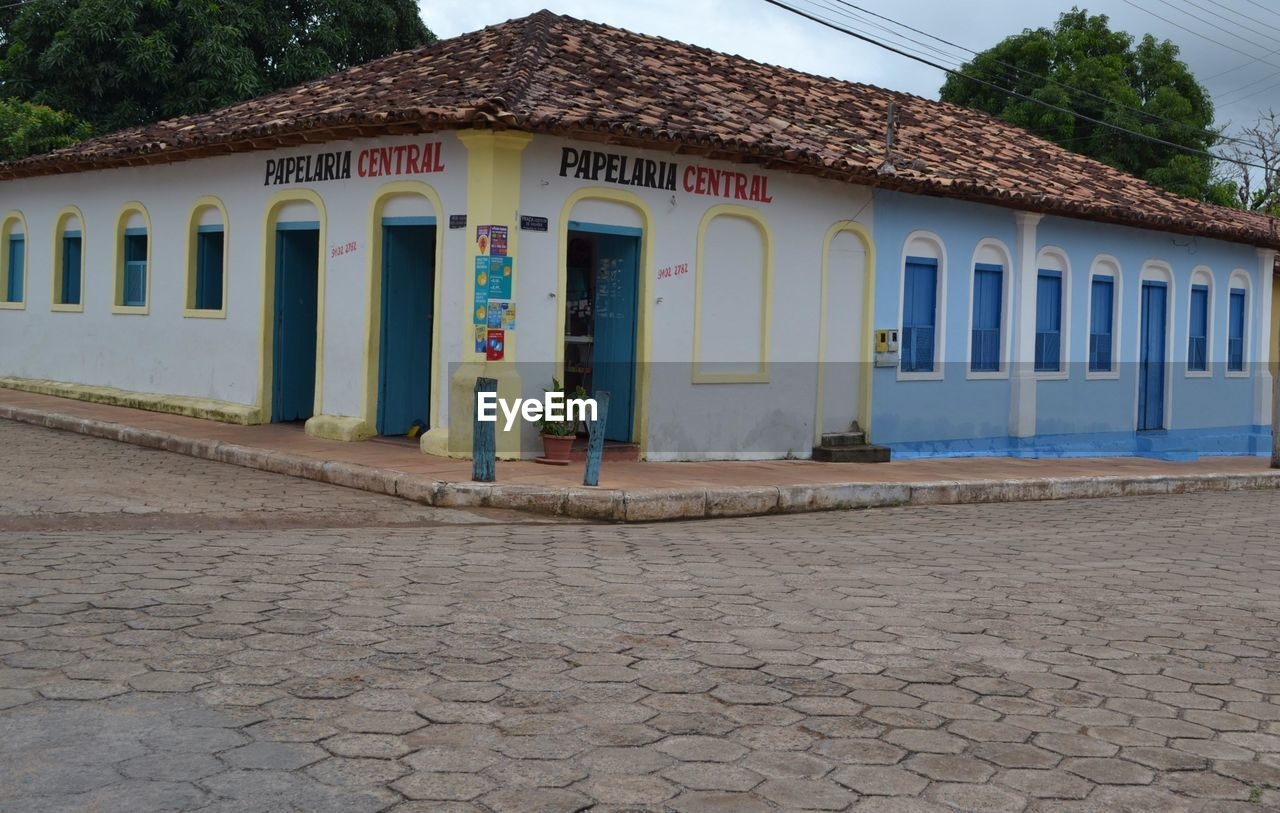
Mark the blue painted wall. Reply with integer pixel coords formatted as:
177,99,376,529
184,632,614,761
870,190,1268,459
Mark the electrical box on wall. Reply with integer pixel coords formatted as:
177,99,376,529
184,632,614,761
874,328,900,367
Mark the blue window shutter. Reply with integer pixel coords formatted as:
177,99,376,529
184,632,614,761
1088,276,1113,372
1034,271,1062,372
195,230,225,310
6,236,23,302
62,236,82,305
901,257,937,373
970,264,1001,372
1228,288,1246,371
1188,285,1208,371
123,233,147,306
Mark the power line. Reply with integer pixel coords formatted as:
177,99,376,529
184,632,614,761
818,0,1243,148
1237,0,1280,22
1156,0,1280,41
761,0,1271,172
1217,70,1280,106
1121,0,1280,75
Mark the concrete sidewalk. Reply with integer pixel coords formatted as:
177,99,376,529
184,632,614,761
2,388,1278,521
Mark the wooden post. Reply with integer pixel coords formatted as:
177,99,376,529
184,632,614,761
473,377,497,482
583,391,611,487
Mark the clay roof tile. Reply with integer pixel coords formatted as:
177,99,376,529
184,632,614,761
2,9,1276,248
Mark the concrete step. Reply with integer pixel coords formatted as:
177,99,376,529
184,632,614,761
811,444,891,463
821,431,868,448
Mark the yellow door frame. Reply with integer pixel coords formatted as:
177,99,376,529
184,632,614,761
257,189,327,425
814,220,877,445
556,187,656,457
361,181,446,440
691,204,774,384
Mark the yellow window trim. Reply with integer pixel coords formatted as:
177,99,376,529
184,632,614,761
1,210,28,309
691,203,773,384
555,186,656,456
359,181,446,440
258,189,328,425
51,205,86,312
813,220,877,445
112,201,152,315
183,195,230,319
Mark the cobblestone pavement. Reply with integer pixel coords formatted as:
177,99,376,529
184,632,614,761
2,421,1280,811
0,420,539,530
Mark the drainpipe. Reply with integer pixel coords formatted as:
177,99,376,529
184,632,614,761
1010,212,1043,440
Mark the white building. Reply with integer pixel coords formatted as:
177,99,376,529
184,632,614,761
2,12,1276,462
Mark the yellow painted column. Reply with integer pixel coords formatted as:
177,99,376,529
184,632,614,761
426,129,533,459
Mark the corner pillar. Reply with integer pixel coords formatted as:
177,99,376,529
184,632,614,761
1009,212,1043,439
427,129,533,460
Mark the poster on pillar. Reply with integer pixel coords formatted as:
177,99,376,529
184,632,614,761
473,225,513,355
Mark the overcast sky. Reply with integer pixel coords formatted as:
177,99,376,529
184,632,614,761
418,0,1280,136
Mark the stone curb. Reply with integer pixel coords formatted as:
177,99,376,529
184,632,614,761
4,403,1279,523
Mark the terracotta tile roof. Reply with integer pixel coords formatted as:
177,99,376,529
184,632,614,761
4,10,1278,249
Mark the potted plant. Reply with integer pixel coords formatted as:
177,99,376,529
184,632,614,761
535,378,584,465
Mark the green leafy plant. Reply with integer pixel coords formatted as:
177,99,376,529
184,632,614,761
0,98,91,161
940,9,1221,201
537,378,586,437
0,0,434,136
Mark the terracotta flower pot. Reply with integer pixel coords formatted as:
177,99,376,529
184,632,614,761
538,433,575,465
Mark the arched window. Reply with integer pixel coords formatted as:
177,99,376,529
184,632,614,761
693,205,772,383
1227,269,1250,375
899,231,946,379
113,202,151,314
185,197,228,316
1186,266,1213,375
967,239,1012,376
0,211,26,308
1087,256,1121,377
52,207,85,310
1034,248,1070,376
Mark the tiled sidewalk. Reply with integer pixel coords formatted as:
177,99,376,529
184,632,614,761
2,388,1277,521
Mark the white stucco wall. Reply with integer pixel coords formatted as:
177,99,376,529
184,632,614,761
0,130,879,460
0,133,468,421
516,136,874,461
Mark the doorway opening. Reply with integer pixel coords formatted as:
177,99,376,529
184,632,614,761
564,224,640,447
271,223,320,423
1138,280,1168,431
376,219,436,437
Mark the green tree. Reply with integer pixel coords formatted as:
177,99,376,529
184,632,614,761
939,9,1221,201
0,0,433,135
0,97,92,161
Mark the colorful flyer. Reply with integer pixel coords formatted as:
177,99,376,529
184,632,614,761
487,256,513,299
474,324,487,353
489,225,508,256
473,256,490,325
486,301,505,328
500,302,516,331
475,225,491,256
486,329,505,360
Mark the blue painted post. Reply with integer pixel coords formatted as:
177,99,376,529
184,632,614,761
583,391,610,487
473,377,497,482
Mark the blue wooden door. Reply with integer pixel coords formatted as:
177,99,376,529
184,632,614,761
377,224,435,435
592,234,639,442
272,228,320,422
1138,281,1167,431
